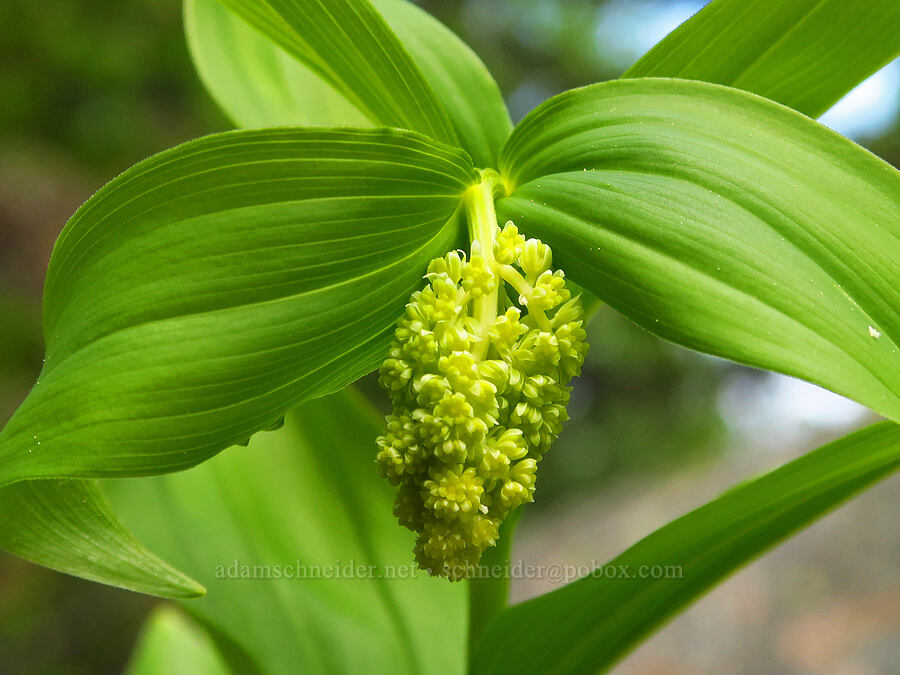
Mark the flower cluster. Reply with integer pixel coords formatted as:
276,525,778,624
376,221,588,580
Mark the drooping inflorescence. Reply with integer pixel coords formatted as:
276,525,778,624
376,220,588,580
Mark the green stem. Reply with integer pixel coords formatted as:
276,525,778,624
498,264,552,331
465,171,503,360
464,171,520,658
467,507,522,661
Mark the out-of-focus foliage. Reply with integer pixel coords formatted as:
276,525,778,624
541,310,725,502
0,554,154,674
105,390,467,675
419,0,623,118
0,0,226,173
124,606,230,675
0,1,228,671
0,293,42,421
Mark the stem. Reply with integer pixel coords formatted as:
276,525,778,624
498,265,552,331
464,171,519,657
464,172,503,360
467,507,522,660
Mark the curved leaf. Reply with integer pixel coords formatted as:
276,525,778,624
0,479,204,598
107,389,466,675
372,0,512,167
472,421,900,674
625,0,900,118
215,0,457,145
0,127,475,486
188,0,511,166
498,79,900,421
125,606,231,675
184,0,371,128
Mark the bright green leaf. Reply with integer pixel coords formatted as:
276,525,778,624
107,389,466,675
125,606,231,675
472,421,900,674
498,79,900,421
0,479,204,598
372,0,512,167
188,0,511,166
215,0,457,145
625,0,900,118
185,0,371,128
0,127,475,486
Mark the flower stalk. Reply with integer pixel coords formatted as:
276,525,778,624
467,506,521,659
375,172,588,581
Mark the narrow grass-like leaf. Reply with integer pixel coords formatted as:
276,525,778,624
498,79,900,421
472,421,900,674
0,127,476,485
215,0,457,145
107,389,466,675
0,479,204,598
189,0,510,166
625,0,900,118
125,606,231,675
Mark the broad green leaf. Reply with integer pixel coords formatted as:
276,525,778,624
625,0,900,118
125,606,231,675
497,79,900,422
215,0,457,146
0,479,203,598
188,0,511,166
472,421,900,674
184,0,371,128
107,389,466,675
0,127,475,486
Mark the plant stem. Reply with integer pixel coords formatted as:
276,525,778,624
467,507,522,660
465,171,505,361
464,170,520,658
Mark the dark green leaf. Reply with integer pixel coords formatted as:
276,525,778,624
0,127,475,485
0,479,204,598
625,0,900,117
472,421,900,674
498,79,900,421
107,389,467,675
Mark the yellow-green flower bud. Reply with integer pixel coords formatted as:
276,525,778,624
423,465,485,519
524,269,569,311
489,307,527,353
427,250,466,282
519,238,553,280
462,253,497,298
494,221,526,265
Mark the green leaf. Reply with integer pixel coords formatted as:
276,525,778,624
497,79,900,422
372,0,512,167
624,0,900,118
0,127,475,486
471,421,900,674
187,0,511,166
0,479,204,598
106,389,467,675
125,606,231,675
214,0,457,145
184,0,371,128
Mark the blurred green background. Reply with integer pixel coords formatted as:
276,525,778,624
1,0,897,672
